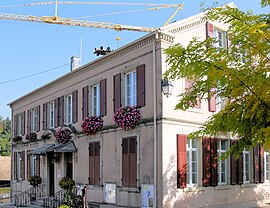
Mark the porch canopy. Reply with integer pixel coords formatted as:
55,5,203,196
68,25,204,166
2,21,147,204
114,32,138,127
28,141,77,155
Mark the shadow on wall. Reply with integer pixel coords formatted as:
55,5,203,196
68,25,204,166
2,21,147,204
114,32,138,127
163,155,270,208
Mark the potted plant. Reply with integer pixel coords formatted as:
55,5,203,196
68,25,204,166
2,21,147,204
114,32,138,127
82,116,103,135
59,177,75,206
55,128,72,144
113,106,141,131
13,135,23,143
28,175,42,201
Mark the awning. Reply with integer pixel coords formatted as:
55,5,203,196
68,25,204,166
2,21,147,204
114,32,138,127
54,141,77,153
28,144,55,155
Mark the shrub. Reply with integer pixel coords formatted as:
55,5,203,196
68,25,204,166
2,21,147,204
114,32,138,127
28,175,42,187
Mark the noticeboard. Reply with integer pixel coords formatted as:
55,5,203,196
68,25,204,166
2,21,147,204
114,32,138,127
104,182,117,204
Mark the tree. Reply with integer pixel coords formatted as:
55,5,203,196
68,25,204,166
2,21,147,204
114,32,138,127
164,3,270,154
0,116,11,156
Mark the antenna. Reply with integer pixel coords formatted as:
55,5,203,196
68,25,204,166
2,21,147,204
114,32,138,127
55,0,58,17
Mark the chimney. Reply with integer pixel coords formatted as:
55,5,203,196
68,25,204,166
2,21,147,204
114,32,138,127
70,56,80,71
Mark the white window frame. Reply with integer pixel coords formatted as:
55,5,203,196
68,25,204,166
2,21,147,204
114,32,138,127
214,29,224,48
66,94,72,125
32,108,37,132
18,113,23,136
17,152,23,180
186,139,198,187
265,152,269,182
243,148,251,183
218,140,228,185
49,101,55,128
92,84,100,116
30,155,37,176
125,70,137,106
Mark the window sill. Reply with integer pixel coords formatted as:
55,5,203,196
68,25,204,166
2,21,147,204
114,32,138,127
87,185,103,190
241,183,257,188
214,185,233,190
119,187,140,193
184,187,205,192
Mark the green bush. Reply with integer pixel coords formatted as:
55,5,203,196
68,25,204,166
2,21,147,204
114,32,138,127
28,175,42,187
59,177,75,189
58,205,72,208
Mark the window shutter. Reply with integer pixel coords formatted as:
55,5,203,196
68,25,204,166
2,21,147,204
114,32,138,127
37,105,40,132
206,22,214,39
43,103,48,130
122,138,129,187
27,153,30,179
211,138,218,186
22,112,25,136
129,137,137,187
94,142,100,186
113,73,121,111
14,114,18,137
82,86,89,120
226,32,231,49
136,64,145,107
238,153,243,184
185,79,200,109
100,79,107,116
27,110,30,135
54,98,58,127
60,96,65,126
72,90,78,123
230,140,237,185
254,144,260,183
202,137,211,186
208,88,216,112
89,143,94,185
13,152,17,180
260,145,264,183
37,156,40,176
22,152,25,181
176,134,187,188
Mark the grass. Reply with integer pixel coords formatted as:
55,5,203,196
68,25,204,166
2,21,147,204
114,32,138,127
0,187,10,194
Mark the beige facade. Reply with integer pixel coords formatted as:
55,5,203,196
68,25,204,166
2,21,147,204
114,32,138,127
9,6,270,208
0,156,11,181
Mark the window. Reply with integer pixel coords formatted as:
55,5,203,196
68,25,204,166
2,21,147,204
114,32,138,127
122,137,137,187
243,148,250,183
218,140,228,185
32,108,37,132
265,152,269,182
16,152,25,181
214,30,224,48
92,84,100,116
89,142,100,186
30,155,37,176
49,101,54,128
125,71,137,106
66,95,72,125
186,139,198,187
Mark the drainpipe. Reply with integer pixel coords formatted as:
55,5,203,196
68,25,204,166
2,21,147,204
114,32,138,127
153,32,158,208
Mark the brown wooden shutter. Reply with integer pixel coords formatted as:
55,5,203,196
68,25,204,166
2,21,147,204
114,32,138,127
122,138,129,187
27,110,30,134
89,143,94,185
27,153,30,179
37,105,40,132
82,86,89,120
136,64,145,107
254,144,260,183
100,79,107,116
211,138,218,186
36,156,40,177
72,90,78,123
177,134,187,188
22,152,25,181
129,137,137,187
230,140,237,185
260,146,264,183
208,88,216,112
59,96,65,126
206,22,214,39
22,111,25,136
13,152,17,180
14,114,18,137
43,103,48,130
94,142,100,186
202,137,211,186
113,73,121,111
54,98,58,127
238,153,243,184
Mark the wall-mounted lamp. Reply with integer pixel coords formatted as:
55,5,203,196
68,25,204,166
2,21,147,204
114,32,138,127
161,79,173,97
1,130,6,139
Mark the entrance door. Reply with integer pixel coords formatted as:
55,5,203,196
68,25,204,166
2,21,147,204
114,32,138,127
66,153,73,178
47,152,55,196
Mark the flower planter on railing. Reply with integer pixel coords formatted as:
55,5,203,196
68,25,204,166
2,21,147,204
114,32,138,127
113,106,141,131
13,135,23,143
55,128,72,144
26,132,37,142
82,116,103,135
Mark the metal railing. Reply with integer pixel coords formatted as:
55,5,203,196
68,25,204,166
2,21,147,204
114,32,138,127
15,183,46,207
43,186,78,208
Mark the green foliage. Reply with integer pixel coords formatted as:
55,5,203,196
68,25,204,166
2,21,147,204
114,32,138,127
0,117,11,156
28,175,42,187
58,205,72,208
59,177,75,189
164,4,270,154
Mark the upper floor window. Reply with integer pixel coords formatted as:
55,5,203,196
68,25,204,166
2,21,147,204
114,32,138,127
32,108,37,132
186,139,198,187
125,70,137,106
66,95,72,125
218,140,228,185
214,30,224,48
243,148,251,183
49,101,54,128
92,84,100,116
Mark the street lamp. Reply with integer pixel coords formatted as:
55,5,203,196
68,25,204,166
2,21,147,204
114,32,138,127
1,130,6,139
161,79,173,97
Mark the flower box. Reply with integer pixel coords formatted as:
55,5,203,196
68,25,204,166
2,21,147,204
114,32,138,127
55,128,72,144
82,116,103,135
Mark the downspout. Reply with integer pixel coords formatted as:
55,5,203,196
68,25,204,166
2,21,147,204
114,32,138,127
153,31,158,208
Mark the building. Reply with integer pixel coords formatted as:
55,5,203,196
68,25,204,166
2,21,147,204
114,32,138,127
9,4,270,208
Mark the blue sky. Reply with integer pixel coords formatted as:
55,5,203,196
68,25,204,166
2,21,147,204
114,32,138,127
0,0,267,119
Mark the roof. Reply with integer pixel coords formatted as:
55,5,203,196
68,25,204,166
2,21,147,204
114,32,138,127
0,156,11,180
28,144,55,155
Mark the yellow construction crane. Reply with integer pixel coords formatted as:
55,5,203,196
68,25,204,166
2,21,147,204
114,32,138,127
0,2,183,32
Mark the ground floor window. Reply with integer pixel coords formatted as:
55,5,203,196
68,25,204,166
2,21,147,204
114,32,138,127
89,142,100,186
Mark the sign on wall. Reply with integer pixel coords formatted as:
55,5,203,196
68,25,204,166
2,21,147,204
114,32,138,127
141,184,154,208
104,182,117,204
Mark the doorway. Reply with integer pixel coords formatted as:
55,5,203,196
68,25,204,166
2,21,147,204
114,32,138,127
47,152,55,196
65,152,73,179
